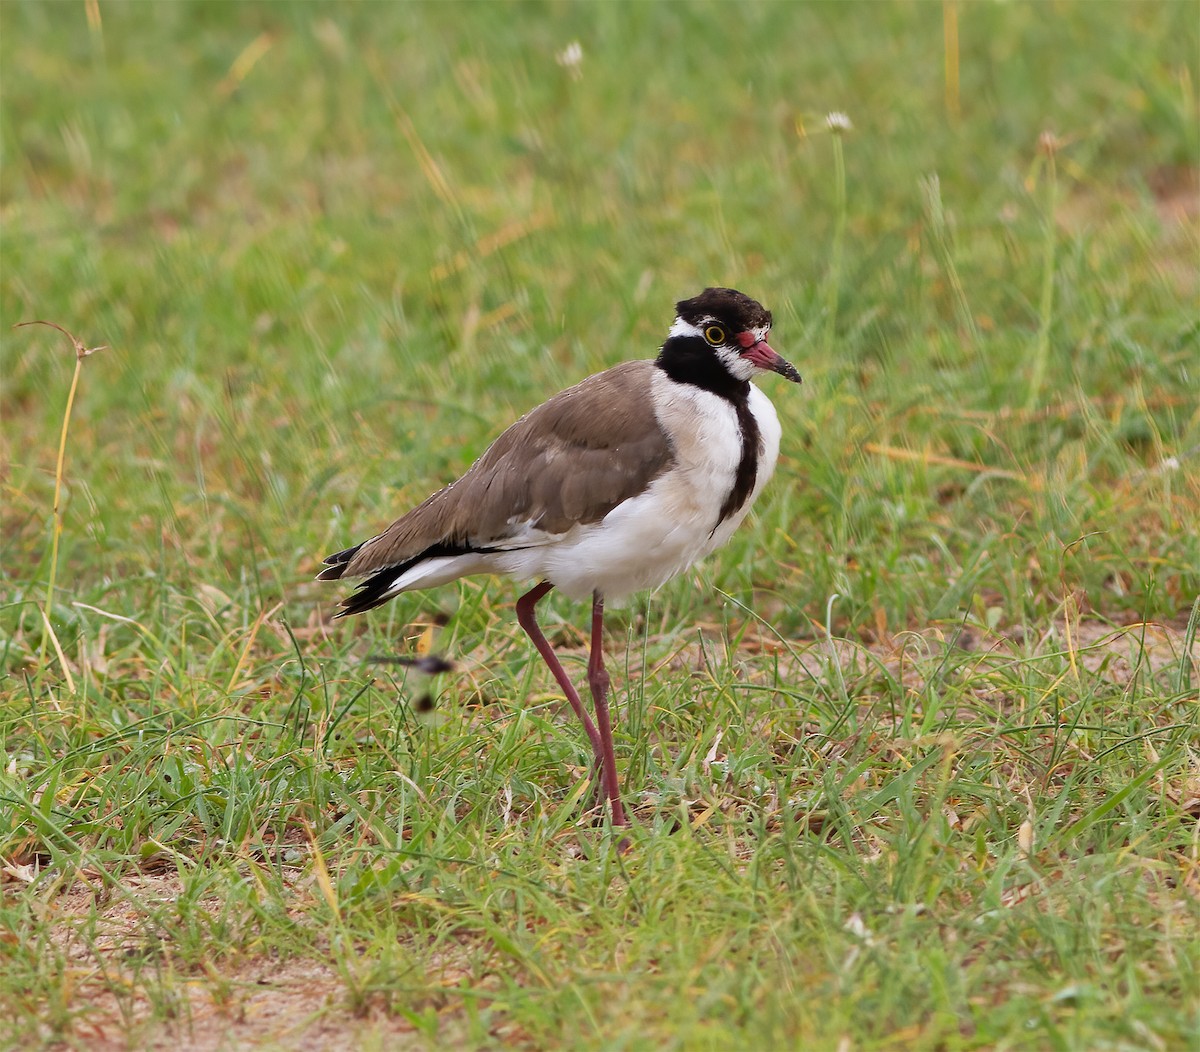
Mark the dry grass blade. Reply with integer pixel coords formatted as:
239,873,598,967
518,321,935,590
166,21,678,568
13,321,106,667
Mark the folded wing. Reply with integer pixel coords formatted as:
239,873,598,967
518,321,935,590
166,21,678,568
319,361,674,612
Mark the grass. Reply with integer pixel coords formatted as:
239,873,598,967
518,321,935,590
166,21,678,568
2,1,1198,1048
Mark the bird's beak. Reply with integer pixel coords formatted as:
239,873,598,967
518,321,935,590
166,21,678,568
737,332,803,384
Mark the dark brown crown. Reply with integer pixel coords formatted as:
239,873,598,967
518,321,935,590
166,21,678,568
674,287,773,332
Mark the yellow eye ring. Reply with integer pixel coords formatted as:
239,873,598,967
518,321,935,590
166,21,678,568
704,325,726,346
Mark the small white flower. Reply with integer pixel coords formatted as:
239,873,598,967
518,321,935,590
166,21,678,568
825,111,853,133
844,912,873,942
556,40,584,79
1038,129,1061,155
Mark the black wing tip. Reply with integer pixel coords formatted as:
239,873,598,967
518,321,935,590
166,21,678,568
320,541,483,618
331,566,404,618
330,597,379,619
319,540,410,618
315,542,365,582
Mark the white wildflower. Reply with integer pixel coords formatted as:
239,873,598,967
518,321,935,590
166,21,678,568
825,111,853,133
556,41,584,79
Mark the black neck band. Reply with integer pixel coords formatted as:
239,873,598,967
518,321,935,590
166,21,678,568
654,337,761,529
655,336,750,404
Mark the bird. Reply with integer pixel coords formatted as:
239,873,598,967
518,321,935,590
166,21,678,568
318,287,801,828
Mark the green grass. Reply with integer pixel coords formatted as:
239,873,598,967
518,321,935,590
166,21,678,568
2,1,1198,1048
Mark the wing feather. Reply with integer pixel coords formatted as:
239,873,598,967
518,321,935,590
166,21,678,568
338,360,674,579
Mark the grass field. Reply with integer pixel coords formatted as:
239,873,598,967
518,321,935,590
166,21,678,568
2,1,1198,1048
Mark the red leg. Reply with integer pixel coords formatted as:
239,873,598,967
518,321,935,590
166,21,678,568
587,591,629,827
515,582,606,798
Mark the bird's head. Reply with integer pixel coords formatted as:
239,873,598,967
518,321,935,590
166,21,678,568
660,287,802,389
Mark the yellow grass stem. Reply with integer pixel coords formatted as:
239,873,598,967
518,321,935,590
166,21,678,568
367,50,462,217
225,602,283,694
1061,592,1082,682
216,32,274,98
864,442,1028,483
47,357,82,625
15,322,105,668
429,210,554,283
38,609,73,700
306,822,341,922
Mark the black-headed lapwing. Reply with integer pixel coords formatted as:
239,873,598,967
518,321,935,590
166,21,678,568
319,288,801,828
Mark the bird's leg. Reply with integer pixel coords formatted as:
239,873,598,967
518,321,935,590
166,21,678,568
587,591,629,827
515,582,607,807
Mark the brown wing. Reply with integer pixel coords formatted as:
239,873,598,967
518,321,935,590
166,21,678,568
337,360,674,578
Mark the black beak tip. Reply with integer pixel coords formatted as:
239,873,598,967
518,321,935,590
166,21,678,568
776,359,803,384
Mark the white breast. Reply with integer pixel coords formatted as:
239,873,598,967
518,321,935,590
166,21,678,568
493,372,782,601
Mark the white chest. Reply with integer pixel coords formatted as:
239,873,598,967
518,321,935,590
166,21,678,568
651,374,746,492
649,373,782,534
496,373,783,600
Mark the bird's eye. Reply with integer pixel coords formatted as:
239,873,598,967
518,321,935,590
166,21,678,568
704,325,726,345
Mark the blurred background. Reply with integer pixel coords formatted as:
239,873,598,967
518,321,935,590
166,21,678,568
2,5,1197,1047
2,0,1197,637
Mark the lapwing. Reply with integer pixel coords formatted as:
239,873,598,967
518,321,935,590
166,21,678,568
319,287,801,828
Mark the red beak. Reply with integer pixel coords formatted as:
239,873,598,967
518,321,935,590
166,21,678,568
737,331,802,383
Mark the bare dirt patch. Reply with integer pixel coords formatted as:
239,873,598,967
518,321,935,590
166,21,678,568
90,958,424,1052
24,873,431,1051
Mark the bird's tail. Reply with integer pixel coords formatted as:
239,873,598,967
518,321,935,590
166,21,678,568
331,563,414,617
317,540,404,617
319,539,502,618
318,542,459,618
